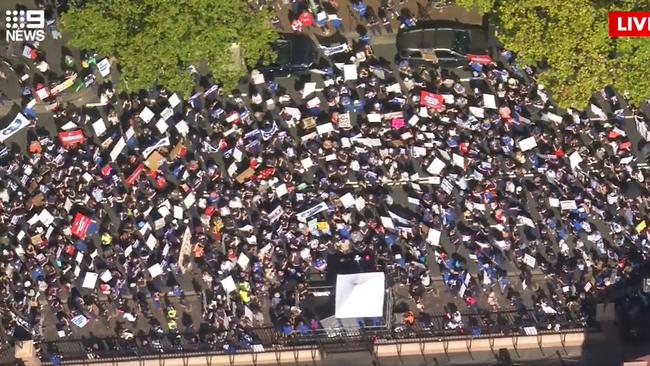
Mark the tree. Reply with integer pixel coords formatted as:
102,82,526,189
61,0,278,97
456,0,650,108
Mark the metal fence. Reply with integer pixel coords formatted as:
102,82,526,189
35,308,597,364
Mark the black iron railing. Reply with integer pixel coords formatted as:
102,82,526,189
34,308,597,364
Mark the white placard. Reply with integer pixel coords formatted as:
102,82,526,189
39,209,54,226
175,120,189,136
139,107,155,123
427,158,446,175
549,198,560,207
160,107,173,121
427,228,441,246
221,275,237,292
237,253,250,269
155,119,168,134
100,270,112,282
92,118,106,136
146,234,157,250
340,193,355,208
469,106,484,118
276,183,288,198
523,254,536,268
71,314,89,328
317,123,334,135
569,151,583,169
301,157,314,169
82,272,98,289
173,206,183,219
380,216,394,230
110,137,126,161
368,113,382,123
483,94,497,109
307,97,320,109
169,93,181,108
560,200,577,210
355,196,365,210
96,58,111,77
518,136,537,152
343,64,358,80
148,263,163,278
452,154,465,169
303,82,316,99
184,193,196,208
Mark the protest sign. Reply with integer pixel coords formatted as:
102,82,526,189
0,113,30,143
420,91,444,111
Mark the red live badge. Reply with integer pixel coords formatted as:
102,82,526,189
609,12,650,37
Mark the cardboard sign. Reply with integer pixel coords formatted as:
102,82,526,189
302,117,316,130
59,130,84,148
236,167,256,184
420,91,444,111
144,151,165,171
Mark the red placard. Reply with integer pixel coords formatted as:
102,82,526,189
609,12,650,37
71,212,91,239
58,130,84,148
420,91,444,112
125,164,144,186
466,54,494,65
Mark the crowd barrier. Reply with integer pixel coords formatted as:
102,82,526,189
26,309,596,365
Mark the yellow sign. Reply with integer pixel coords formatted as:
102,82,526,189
636,220,647,233
316,222,329,231
50,74,78,95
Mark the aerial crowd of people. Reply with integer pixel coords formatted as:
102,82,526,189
0,0,650,362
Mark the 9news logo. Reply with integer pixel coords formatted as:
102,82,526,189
5,9,45,42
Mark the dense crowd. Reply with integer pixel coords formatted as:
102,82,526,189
1,0,650,361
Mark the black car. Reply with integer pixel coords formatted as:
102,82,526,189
396,21,492,66
259,33,319,77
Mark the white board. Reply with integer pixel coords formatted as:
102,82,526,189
139,107,155,123
340,193,355,208
518,136,537,152
427,158,446,175
82,272,98,289
221,275,237,293
343,64,358,81
148,263,163,278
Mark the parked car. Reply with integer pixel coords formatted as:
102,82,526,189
258,33,319,76
396,21,492,66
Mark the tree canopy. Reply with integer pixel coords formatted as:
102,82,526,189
457,0,650,108
61,0,278,97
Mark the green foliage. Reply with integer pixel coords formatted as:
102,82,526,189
61,0,278,97
455,0,496,15
457,0,650,108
